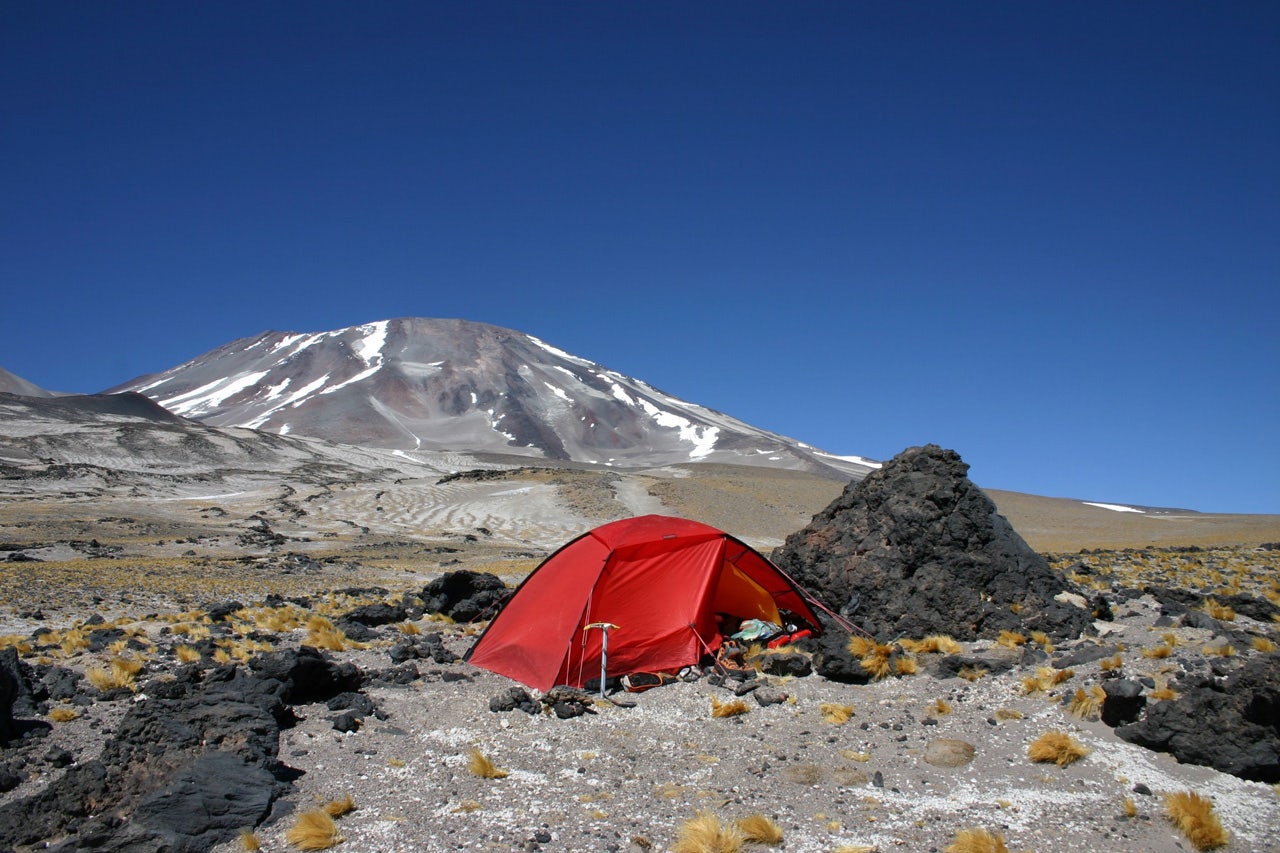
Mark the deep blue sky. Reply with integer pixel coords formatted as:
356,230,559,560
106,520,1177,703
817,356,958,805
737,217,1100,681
3,2,1277,513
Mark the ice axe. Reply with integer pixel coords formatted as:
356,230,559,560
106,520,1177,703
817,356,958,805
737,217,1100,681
583,622,620,699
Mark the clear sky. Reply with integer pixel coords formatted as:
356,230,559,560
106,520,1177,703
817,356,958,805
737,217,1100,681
3,2,1277,513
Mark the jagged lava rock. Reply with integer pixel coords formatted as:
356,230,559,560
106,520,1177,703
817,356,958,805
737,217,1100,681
773,444,1090,643
1116,653,1280,782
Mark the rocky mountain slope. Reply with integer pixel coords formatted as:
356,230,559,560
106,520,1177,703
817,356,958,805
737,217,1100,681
0,367,58,398
106,318,875,479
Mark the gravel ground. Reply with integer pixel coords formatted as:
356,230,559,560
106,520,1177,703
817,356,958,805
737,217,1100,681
180,596,1279,853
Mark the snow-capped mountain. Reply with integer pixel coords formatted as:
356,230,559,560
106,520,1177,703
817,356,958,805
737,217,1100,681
109,318,876,477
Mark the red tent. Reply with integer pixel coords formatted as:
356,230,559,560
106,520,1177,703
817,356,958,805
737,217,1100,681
464,515,822,691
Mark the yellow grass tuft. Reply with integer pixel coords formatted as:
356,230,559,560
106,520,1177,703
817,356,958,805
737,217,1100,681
944,827,1009,853
305,616,353,652
174,644,201,663
711,697,750,718
1164,790,1229,850
1027,730,1091,766
1162,631,1181,647
395,621,421,635
840,749,871,762
893,655,919,676
1100,654,1123,672
285,809,343,850
1202,644,1236,658
900,634,962,655
49,706,79,722
932,698,953,716
994,708,1023,720
1029,630,1051,647
1142,645,1173,659
323,794,356,817
833,846,878,853
239,829,261,851
467,748,509,779
1203,598,1236,621
820,703,855,725
995,630,1026,648
86,663,135,692
1122,796,1137,818
1022,665,1073,695
735,813,783,845
672,810,747,853
957,665,988,682
1252,636,1277,653
1069,685,1106,720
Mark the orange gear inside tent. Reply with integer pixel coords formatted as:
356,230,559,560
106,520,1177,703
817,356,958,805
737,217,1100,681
464,515,822,691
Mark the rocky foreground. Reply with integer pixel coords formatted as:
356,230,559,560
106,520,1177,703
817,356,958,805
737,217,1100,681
1,446,1278,852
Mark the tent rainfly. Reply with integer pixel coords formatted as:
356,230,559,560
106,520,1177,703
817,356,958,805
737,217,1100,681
464,514,822,691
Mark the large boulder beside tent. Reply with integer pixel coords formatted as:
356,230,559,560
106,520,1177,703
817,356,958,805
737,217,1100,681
772,445,1091,649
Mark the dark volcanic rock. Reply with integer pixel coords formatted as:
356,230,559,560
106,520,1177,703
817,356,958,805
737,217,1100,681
772,445,1090,647
421,570,510,622
248,646,363,704
0,646,40,743
1116,654,1280,782
0,664,293,851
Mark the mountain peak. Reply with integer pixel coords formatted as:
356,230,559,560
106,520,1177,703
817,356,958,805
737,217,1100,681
111,318,873,477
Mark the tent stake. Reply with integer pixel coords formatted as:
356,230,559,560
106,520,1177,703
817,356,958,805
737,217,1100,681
583,622,619,699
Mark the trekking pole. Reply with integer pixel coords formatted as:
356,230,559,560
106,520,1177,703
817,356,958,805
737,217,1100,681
583,622,619,699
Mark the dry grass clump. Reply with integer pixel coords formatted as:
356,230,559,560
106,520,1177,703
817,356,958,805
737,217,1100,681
1069,685,1106,720
466,748,509,779
1202,643,1236,658
672,810,747,853
848,636,894,681
48,706,79,722
86,655,144,692
239,829,262,851
1022,666,1073,695
1203,598,1236,621
174,644,201,663
944,827,1009,853
285,809,343,850
932,698,953,716
1099,653,1123,672
893,655,919,676
323,794,356,817
0,634,32,654
994,708,1023,720
899,634,962,655
711,697,750,718
171,621,211,641
820,702,855,725
735,813,783,845
1029,630,1053,650
1164,790,1229,850
1122,796,1138,818
782,763,824,785
304,615,367,652
833,846,878,853
957,665,988,682
1251,636,1277,652
1142,645,1173,659
1027,730,1091,766
995,630,1027,648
